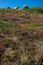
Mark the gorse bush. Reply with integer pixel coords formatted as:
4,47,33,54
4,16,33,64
25,7,43,14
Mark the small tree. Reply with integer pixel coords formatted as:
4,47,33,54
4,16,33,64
14,6,19,9
24,5,29,9
7,7,11,9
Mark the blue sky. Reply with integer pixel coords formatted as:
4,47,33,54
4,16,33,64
0,0,43,8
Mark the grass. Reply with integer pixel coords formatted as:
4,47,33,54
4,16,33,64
0,20,16,35
21,22,43,30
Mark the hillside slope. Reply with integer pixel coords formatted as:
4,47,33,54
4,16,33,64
0,8,43,65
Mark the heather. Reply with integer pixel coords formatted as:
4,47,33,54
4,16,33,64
0,7,43,65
